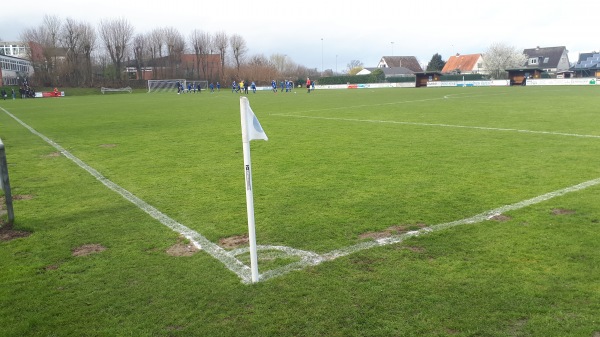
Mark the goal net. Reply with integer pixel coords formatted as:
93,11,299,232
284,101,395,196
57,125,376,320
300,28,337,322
147,79,186,93
101,86,132,94
189,80,209,91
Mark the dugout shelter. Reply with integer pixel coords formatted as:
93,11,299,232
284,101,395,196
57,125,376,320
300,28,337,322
415,72,442,87
506,67,544,86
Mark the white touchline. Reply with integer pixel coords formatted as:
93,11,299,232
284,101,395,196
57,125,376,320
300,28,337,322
1,107,253,284
4,105,600,284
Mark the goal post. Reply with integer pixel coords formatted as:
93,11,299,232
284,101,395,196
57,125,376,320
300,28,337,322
147,79,186,93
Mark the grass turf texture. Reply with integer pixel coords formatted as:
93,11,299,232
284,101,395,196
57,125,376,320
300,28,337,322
1,86,599,336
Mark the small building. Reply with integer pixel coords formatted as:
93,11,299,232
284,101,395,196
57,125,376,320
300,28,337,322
441,53,485,74
414,71,442,87
522,46,570,75
506,68,544,86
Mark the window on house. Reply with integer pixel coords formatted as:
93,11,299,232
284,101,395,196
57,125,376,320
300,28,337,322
529,58,538,65
543,57,549,63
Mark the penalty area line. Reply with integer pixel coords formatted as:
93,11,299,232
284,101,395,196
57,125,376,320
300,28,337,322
272,114,600,139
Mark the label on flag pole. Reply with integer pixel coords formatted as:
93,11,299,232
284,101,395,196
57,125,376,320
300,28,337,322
245,165,252,191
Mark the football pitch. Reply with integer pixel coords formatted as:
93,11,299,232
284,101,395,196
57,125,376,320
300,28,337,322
1,86,600,336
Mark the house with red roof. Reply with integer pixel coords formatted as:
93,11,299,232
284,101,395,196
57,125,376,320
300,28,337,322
441,53,485,74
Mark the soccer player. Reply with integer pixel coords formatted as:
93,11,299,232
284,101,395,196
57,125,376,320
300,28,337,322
209,82,214,93
217,82,220,91
306,77,311,93
251,81,256,93
271,80,277,93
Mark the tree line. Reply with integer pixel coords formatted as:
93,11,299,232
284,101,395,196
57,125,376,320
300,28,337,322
17,15,526,88
19,15,321,88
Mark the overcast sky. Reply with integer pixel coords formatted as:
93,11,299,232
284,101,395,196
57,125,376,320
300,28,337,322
1,0,598,71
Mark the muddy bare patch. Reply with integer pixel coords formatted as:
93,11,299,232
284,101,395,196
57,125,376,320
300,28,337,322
12,194,34,201
0,221,31,241
166,241,199,257
359,224,428,240
99,144,117,148
45,264,60,271
592,331,600,337
489,214,512,222
219,234,249,249
551,208,576,215
44,152,61,158
72,244,106,257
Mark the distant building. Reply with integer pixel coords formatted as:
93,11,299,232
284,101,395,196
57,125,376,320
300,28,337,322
522,46,570,74
0,54,34,86
441,53,485,74
377,56,423,73
0,41,29,59
571,52,600,78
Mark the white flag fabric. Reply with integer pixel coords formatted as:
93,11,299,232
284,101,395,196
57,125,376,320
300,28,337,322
241,97,268,142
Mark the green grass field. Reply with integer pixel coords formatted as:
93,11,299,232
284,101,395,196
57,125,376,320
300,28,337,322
1,86,599,336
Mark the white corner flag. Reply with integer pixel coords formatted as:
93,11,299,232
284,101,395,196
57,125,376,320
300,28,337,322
239,97,268,283
241,97,268,142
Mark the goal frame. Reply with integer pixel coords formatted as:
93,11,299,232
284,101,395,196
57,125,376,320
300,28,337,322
101,86,132,94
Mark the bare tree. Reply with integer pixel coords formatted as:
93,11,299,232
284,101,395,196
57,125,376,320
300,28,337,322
78,22,96,86
59,18,83,85
230,34,247,76
132,34,147,80
245,54,277,85
483,42,527,79
163,27,186,78
43,15,62,65
148,28,165,78
213,31,228,80
346,59,363,75
270,53,286,74
98,17,134,80
19,15,62,85
190,29,213,80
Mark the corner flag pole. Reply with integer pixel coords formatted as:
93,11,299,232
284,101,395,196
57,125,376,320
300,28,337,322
239,97,268,283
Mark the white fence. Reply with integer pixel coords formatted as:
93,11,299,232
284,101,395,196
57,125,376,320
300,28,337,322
524,78,598,86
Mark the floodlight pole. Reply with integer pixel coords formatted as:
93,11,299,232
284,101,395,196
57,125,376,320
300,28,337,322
321,38,324,74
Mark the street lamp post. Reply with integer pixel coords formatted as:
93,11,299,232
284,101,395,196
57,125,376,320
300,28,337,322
391,41,394,56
